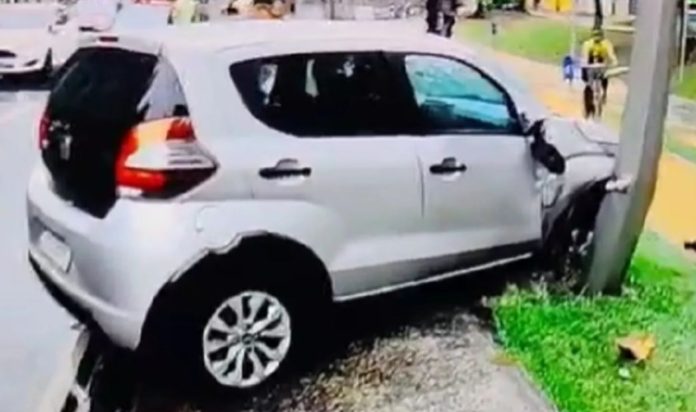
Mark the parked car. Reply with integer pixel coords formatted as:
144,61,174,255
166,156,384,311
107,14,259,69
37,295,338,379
28,21,618,393
0,7,64,81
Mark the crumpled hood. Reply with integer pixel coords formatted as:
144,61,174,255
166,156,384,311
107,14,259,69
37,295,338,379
543,116,618,158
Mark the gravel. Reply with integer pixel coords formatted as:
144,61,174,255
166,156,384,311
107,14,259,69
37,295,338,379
99,265,555,412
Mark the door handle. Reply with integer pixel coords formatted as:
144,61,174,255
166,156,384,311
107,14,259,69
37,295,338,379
429,157,467,175
259,159,312,179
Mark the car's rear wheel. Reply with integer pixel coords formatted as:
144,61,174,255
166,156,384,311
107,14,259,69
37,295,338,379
147,256,319,395
200,290,292,389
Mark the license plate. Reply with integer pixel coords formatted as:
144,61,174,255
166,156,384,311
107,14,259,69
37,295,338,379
38,230,72,273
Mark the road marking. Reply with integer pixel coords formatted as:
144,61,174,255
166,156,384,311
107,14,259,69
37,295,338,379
0,100,40,126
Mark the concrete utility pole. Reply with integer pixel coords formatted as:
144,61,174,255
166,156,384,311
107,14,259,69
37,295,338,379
587,0,680,293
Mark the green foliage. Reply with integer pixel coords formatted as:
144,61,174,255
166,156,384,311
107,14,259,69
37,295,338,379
673,64,696,100
494,232,696,412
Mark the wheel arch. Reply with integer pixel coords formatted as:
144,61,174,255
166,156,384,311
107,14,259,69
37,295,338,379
541,176,610,260
139,231,334,351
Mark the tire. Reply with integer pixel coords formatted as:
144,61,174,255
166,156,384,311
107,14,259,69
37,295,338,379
546,181,609,293
145,254,322,396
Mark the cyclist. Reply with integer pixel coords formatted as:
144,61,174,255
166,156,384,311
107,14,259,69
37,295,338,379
581,28,618,116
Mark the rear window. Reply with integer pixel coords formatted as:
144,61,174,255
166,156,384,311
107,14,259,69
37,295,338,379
43,47,189,218
229,52,412,137
49,48,157,124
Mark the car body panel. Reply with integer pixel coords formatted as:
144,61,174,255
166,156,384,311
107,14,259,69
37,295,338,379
26,21,617,350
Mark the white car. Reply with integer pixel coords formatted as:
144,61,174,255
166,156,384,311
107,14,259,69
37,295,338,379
0,8,64,80
28,20,619,393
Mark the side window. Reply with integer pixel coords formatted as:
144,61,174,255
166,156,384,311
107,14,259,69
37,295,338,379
403,54,518,134
229,52,406,137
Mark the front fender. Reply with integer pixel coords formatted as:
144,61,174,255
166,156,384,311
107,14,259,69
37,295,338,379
544,153,614,239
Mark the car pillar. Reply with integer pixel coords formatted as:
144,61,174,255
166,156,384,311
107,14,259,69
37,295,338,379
586,0,680,293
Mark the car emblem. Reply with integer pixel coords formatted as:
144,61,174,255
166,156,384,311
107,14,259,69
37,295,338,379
59,133,73,161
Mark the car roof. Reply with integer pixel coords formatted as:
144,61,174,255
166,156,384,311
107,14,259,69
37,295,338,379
114,19,458,54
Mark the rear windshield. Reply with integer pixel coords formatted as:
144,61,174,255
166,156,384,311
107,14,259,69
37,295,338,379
43,47,189,218
49,48,157,125
49,47,189,129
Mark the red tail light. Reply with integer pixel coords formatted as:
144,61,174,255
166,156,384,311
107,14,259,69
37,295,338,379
115,117,217,198
38,111,50,150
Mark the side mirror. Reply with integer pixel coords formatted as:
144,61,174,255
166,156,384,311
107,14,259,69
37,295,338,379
526,119,566,175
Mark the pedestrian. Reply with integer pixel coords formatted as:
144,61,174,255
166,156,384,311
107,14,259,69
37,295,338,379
425,0,462,37
250,0,285,19
169,0,197,24
562,54,575,85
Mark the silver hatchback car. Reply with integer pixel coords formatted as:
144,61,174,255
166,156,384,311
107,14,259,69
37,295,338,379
28,20,618,391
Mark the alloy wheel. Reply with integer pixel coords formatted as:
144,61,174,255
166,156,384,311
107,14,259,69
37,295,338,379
202,291,292,388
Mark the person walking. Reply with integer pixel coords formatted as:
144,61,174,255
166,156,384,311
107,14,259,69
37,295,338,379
169,0,198,24
425,0,462,37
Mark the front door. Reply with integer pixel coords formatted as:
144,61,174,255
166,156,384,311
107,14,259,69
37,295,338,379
390,52,542,274
229,51,424,297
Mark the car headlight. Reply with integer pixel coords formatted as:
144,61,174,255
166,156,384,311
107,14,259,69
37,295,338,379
537,167,564,208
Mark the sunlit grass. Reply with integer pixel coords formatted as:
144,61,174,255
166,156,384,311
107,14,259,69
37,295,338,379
456,17,589,65
494,232,696,412
673,64,696,100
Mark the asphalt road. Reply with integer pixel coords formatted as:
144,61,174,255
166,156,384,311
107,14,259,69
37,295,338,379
0,83,78,412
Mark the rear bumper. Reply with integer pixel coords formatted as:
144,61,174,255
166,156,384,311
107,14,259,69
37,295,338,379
28,245,144,349
26,166,210,349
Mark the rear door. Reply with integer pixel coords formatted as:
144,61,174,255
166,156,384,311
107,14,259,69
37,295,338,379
229,51,424,297
388,52,541,270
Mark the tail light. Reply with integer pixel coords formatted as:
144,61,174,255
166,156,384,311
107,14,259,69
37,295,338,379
115,117,217,198
38,110,50,150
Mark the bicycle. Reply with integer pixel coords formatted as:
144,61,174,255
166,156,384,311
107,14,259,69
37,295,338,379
582,63,607,120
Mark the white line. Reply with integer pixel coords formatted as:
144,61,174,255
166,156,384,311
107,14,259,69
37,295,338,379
0,100,40,126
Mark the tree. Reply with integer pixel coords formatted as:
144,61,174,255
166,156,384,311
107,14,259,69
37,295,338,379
593,0,603,29
470,0,488,18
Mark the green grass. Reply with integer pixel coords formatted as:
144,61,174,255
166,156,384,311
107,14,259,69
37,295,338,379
456,17,590,65
456,15,634,65
494,232,696,412
665,133,696,164
673,65,696,100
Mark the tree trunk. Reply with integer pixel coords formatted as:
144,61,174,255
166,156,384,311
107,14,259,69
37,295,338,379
470,0,487,18
594,0,603,29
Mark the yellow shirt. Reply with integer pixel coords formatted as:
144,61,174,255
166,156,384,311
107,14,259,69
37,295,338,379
581,39,618,66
